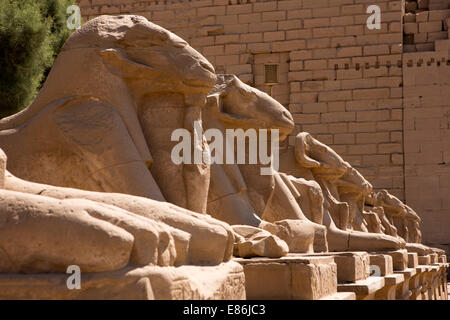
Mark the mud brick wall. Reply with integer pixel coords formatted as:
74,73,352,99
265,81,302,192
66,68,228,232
403,41,450,254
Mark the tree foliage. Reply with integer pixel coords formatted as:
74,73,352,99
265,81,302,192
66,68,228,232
0,0,75,118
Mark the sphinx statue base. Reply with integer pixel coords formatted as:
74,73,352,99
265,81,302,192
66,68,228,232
0,261,245,300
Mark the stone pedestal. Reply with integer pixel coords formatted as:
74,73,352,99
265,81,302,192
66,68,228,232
374,274,404,300
421,265,436,300
381,249,408,271
331,250,411,300
326,249,448,300
369,254,393,276
308,252,370,283
234,254,340,300
368,253,404,300
416,266,429,300
408,252,419,268
315,251,402,300
401,257,449,300
337,276,385,300
408,268,423,299
0,261,245,300
418,255,431,265
395,268,417,299
439,263,449,299
319,292,356,300
428,264,448,300
267,250,449,301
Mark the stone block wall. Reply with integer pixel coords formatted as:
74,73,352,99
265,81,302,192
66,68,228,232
403,38,450,254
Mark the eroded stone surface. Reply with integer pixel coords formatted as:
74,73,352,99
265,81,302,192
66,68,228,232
0,261,245,300
235,255,337,300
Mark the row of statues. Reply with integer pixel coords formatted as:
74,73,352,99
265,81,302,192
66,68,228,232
0,15,442,278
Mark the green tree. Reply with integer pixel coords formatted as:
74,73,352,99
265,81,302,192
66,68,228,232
0,0,75,118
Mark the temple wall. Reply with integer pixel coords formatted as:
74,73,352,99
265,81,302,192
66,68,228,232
75,0,450,255
403,37,450,254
